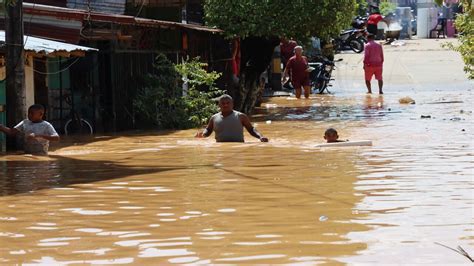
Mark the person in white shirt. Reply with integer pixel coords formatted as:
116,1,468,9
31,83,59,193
0,104,59,155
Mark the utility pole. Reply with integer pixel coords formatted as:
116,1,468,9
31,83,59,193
5,0,26,150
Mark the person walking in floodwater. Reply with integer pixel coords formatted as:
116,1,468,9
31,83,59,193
282,46,311,99
0,104,59,155
364,34,384,94
195,94,269,142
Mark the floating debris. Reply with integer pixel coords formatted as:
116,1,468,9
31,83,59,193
319,216,328,222
391,40,406,46
399,97,416,104
426,101,464,104
435,242,474,263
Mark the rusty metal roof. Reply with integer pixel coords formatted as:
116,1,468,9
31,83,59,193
67,0,126,15
23,3,221,33
0,31,98,56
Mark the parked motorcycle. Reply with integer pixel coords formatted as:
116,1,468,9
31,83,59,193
333,29,366,53
308,56,343,94
351,16,367,29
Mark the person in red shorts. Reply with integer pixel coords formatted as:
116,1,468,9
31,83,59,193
364,34,384,94
282,46,310,99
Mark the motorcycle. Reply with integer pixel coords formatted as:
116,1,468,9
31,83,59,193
333,29,366,53
351,16,367,30
308,56,343,94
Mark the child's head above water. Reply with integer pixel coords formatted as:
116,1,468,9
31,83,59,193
324,128,339,143
28,104,45,123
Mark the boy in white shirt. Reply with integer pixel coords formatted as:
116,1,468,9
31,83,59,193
0,104,59,155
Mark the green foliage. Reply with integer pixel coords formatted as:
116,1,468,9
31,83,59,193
175,58,224,127
356,0,369,16
133,54,185,129
204,0,356,41
379,0,397,16
133,55,223,129
443,0,473,79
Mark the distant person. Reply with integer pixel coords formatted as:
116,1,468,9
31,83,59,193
367,10,384,36
280,38,298,68
195,95,269,142
0,104,60,155
324,128,346,143
363,34,384,94
305,37,322,61
282,46,311,99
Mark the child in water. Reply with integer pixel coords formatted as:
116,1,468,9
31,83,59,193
324,128,346,143
0,104,59,155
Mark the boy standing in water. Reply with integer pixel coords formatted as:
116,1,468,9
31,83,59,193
0,104,60,155
324,128,346,143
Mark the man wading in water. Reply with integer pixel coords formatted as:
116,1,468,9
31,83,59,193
195,94,269,142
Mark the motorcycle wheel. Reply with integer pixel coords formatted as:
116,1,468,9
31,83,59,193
314,80,328,94
349,39,364,53
317,80,327,94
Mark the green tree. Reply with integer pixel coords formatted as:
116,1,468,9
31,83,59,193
356,0,369,16
204,0,356,113
437,0,473,79
379,0,397,16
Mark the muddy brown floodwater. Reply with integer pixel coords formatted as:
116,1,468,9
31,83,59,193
1,45,473,264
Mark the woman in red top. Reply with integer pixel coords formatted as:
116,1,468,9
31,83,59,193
367,11,384,35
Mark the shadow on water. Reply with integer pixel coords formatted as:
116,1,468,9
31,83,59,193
55,129,183,150
0,155,191,196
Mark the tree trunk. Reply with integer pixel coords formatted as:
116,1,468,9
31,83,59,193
5,0,26,150
234,37,279,114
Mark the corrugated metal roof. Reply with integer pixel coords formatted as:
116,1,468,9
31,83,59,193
22,3,221,33
0,31,98,56
67,0,126,15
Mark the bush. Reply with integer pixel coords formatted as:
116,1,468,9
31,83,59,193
441,0,473,79
133,54,186,129
133,55,223,129
175,58,223,127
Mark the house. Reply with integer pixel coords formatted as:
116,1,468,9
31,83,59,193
0,31,97,152
1,1,230,133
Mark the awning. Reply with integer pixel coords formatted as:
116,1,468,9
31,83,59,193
0,31,98,57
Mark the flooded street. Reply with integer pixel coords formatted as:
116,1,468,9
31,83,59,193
1,39,473,264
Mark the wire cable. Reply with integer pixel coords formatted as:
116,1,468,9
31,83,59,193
32,57,81,75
